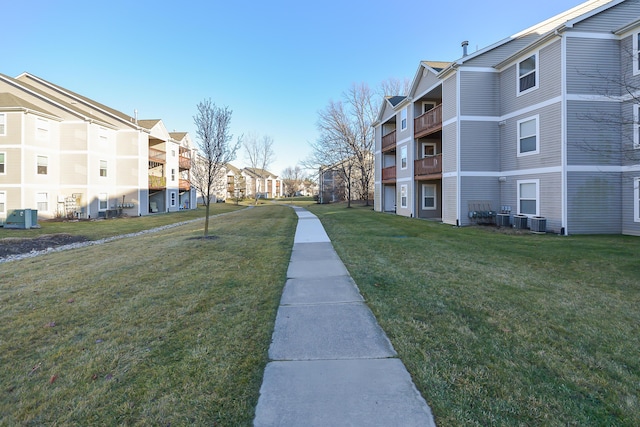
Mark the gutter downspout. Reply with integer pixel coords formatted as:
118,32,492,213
559,29,568,235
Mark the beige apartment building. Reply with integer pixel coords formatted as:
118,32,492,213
0,72,196,223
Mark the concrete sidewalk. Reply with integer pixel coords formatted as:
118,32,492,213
254,206,435,426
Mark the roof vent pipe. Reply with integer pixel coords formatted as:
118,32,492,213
134,109,138,125
461,40,469,57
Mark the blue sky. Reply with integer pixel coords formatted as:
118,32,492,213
4,0,586,175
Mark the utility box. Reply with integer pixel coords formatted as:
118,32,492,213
4,209,40,229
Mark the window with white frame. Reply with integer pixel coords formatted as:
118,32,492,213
634,104,640,149
36,192,48,212
401,108,407,130
0,152,5,174
422,184,436,210
36,118,49,140
98,193,108,210
517,116,539,156
634,32,640,76
517,180,539,216
37,155,48,175
422,102,436,114
400,145,408,169
400,185,407,208
171,192,176,207
635,177,640,222
517,53,538,94
0,113,5,136
171,168,176,181
0,191,5,214
100,160,107,177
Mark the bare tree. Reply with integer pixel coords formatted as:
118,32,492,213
191,99,241,237
243,133,276,203
281,165,308,197
308,82,377,207
378,77,411,98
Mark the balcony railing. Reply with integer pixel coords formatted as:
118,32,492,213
149,148,166,163
149,175,166,190
179,178,190,191
414,104,442,138
382,165,396,181
414,154,442,177
179,156,191,170
382,130,396,152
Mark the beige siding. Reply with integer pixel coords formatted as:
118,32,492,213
442,176,457,225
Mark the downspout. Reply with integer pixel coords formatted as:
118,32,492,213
559,29,568,235
456,67,462,225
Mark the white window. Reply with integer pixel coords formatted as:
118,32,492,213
634,32,640,76
422,184,436,210
37,155,48,175
400,185,407,208
422,102,436,114
635,178,640,222
0,191,5,214
170,192,176,207
0,152,5,174
422,143,436,157
517,116,539,156
100,160,107,177
171,168,176,182
99,127,108,143
400,145,408,169
517,53,538,94
517,179,539,216
98,193,108,210
634,105,640,149
36,118,49,140
36,192,48,212
0,113,5,136
400,108,407,130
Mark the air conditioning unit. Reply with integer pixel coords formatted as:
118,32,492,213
496,213,510,227
530,216,547,233
513,214,528,229
4,209,39,229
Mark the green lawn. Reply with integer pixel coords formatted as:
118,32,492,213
0,204,243,241
0,205,296,426
306,203,639,427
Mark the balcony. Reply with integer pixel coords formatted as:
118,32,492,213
179,155,191,170
414,104,442,138
414,154,442,179
382,130,396,152
382,165,396,182
149,175,166,190
179,178,190,191
149,148,166,164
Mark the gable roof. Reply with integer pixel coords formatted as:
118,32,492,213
243,167,278,178
0,92,58,117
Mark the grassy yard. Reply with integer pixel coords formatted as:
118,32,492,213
306,203,639,427
0,203,243,241
0,205,296,425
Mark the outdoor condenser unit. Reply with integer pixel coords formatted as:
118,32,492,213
496,213,510,227
4,209,39,229
513,214,528,230
530,216,547,233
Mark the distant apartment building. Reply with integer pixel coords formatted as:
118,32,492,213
0,72,196,222
374,0,640,235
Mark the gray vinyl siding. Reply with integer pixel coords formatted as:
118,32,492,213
462,34,540,67
500,103,562,171
572,2,640,33
442,176,457,225
442,75,457,121
566,100,622,166
414,68,441,97
621,172,640,236
442,123,457,173
566,37,621,95
460,70,499,116
567,172,622,234
459,176,499,226
460,121,499,171
499,172,563,233
500,41,562,114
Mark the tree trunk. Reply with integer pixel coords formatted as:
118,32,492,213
203,202,210,237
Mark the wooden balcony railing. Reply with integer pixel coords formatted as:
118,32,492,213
179,179,190,191
382,165,396,181
179,156,191,170
414,154,442,177
149,175,166,190
414,104,442,138
149,148,166,164
382,130,396,152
